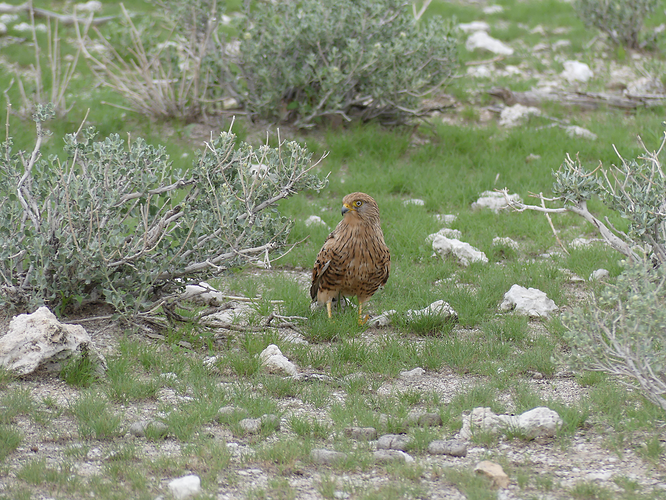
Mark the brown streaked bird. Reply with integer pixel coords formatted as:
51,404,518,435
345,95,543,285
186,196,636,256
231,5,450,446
310,192,390,324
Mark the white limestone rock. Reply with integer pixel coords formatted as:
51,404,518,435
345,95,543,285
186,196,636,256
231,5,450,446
406,300,458,321
499,284,558,317
0,307,106,376
374,449,414,463
552,39,571,51
182,281,227,306
471,191,521,212
434,213,457,225
458,21,490,33
426,228,462,243
168,474,201,500
0,22,6,35
492,237,519,250
367,310,396,328
75,1,103,12
516,407,564,439
466,31,514,55
589,268,610,281
475,461,510,488
377,434,412,451
403,198,425,206
432,236,488,266
561,60,593,83
305,215,328,228
483,5,504,14
467,65,493,78
399,367,425,380
458,406,562,441
311,448,347,464
259,344,297,376
0,14,19,24
499,104,541,127
565,125,597,140
13,22,47,32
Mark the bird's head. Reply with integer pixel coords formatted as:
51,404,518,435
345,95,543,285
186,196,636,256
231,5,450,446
341,192,380,224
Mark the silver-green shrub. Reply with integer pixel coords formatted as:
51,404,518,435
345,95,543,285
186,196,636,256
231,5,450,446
0,105,326,318
574,0,658,49
238,0,458,128
563,259,666,410
80,3,236,121
505,132,666,408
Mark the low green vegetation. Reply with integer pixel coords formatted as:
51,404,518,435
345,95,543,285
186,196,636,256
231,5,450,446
1,0,666,498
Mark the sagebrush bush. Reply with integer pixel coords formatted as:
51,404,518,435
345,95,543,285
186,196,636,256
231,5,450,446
79,3,235,121
506,131,666,409
0,104,326,318
574,0,658,49
238,0,459,128
563,259,666,411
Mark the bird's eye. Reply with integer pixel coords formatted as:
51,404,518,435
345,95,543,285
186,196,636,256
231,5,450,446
354,200,363,207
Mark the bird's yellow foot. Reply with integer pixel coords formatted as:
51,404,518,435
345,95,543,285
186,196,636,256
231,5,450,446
357,304,369,325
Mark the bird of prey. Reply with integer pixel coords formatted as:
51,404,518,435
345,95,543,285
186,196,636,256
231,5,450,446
310,192,390,324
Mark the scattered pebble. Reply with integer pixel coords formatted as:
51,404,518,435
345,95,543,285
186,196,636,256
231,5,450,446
311,448,347,464
344,427,378,441
475,461,510,488
428,440,468,457
377,434,412,451
374,449,414,463
168,474,201,500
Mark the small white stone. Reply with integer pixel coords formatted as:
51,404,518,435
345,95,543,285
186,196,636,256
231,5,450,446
168,475,201,500
0,14,19,23
499,284,558,317
13,22,47,32
499,104,541,127
458,21,490,33
399,367,425,380
223,97,239,109
565,125,597,140
552,39,571,51
492,237,519,250
530,25,546,35
471,190,521,212
0,21,6,35
426,228,462,243
561,60,593,83
403,198,425,206
0,307,106,376
407,300,458,320
466,31,514,55
259,344,297,376
483,5,504,14
367,310,396,328
432,236,488,266
467,65,493,78
589,269,610,281
75,0,102,12
433,213,457,225
305,215,328,228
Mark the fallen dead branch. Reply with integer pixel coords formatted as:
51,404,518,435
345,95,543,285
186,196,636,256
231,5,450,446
489,86,666,110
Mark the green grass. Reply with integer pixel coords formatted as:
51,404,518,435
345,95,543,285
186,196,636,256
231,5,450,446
0,425,22,461
3,0,666,498
69,391,124,440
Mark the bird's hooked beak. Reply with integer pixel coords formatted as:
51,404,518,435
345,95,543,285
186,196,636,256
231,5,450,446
341,203,354,216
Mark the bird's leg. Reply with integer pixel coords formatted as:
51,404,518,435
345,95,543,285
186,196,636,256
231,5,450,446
327,301,333,319
357,302,369,325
